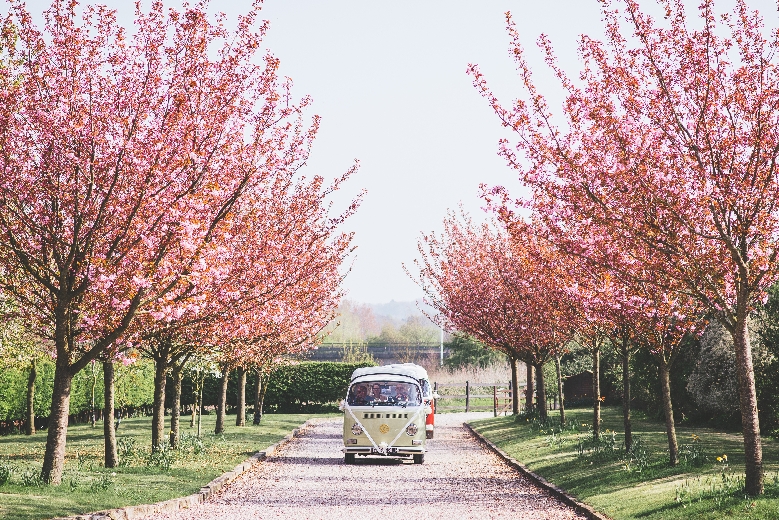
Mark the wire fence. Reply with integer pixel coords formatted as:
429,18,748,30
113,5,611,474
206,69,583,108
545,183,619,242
433,381,526,416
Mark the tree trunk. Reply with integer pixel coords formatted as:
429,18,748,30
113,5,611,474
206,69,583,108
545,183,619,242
535,363,547,421
621,335,633,452
659,360,678,466
257,374,268,425
253,370,263,425
26,359,36,435
525,359,534,413
41,360,74,484
555,354,565,427
510,356,519,415
169,367,183,449
197,377,203,439
215,367,229,435
90,361,98,428
103,359,118,468
731,309,763,495
592,342,600,440
151,357,168,452
190,371,198,428
235,366,246,427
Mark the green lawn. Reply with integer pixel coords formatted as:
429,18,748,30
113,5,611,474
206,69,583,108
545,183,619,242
469,406,779,519
0,413,333,520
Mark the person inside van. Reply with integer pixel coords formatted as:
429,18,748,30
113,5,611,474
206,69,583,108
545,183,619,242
395,385,409,402
371,383,387,402
349,385,370,405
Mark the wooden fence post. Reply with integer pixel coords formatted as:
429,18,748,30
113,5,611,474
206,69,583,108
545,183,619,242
465,381,470,412
493,385,497,417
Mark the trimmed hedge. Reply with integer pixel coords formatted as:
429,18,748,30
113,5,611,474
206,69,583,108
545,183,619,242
0,359,373,430
263,361,375,413
0,359,156,430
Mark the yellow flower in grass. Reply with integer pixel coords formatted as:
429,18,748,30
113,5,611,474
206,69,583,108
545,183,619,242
723,454,728,461
717,456,722,462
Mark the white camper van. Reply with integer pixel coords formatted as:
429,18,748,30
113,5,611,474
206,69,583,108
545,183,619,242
341,364,433,464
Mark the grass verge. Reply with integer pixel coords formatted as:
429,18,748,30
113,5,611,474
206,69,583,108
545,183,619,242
469,406,779,519
0,413,334,520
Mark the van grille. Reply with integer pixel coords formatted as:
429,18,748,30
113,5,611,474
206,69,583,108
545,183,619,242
362,413,409,419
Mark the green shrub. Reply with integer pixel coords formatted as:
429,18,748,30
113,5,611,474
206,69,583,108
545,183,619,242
20,468,42,487
443,334,505,372
0,359,155,426
146,444,174,471
90,472,115,492
0,461,10,485
263,361,375,413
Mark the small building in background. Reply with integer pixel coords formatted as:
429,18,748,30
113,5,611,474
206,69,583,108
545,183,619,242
563,371,595,405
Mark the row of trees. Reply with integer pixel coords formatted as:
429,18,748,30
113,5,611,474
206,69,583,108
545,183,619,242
412,0,779,496
0,0,359,484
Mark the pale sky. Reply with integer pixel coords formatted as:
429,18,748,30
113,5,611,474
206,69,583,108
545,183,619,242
19,0,779,304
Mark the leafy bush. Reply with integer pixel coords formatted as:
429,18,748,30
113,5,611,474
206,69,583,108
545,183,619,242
117,437,140,467
630,334,700,423
755,284,779,437
687,319,775,432
0,359,155,427
0,461,10,485
443,334,505,372
146,444,174,471
21,468,43,487
622,436,651,473
679,434,708,467
178,432,204,455
90,472,114,491
263,361,375,413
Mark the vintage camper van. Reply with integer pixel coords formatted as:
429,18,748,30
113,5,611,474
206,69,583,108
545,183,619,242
341,364,433,464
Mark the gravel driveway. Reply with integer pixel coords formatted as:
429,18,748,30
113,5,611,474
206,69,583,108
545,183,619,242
146,412,587,520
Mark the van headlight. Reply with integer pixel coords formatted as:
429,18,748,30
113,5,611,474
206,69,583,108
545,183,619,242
351,423,363,435
406,423,418,436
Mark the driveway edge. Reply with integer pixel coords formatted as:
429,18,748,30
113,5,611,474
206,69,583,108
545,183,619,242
463,422,612,520
56,418,321,520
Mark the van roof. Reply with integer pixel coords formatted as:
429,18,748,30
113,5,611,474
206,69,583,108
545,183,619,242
350,363,429,381
350,373,420,386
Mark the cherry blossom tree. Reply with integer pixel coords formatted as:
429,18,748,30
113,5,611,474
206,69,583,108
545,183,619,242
470,0,777,492
0,0,330,484
492,191,707,454
411,211,579,418
501,220,582,422
411,212,525,414
123,105,359,447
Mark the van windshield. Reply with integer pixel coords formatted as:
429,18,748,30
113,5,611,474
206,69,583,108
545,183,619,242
347,381,422,406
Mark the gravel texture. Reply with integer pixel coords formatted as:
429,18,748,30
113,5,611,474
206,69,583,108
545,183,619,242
145,412,587,520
